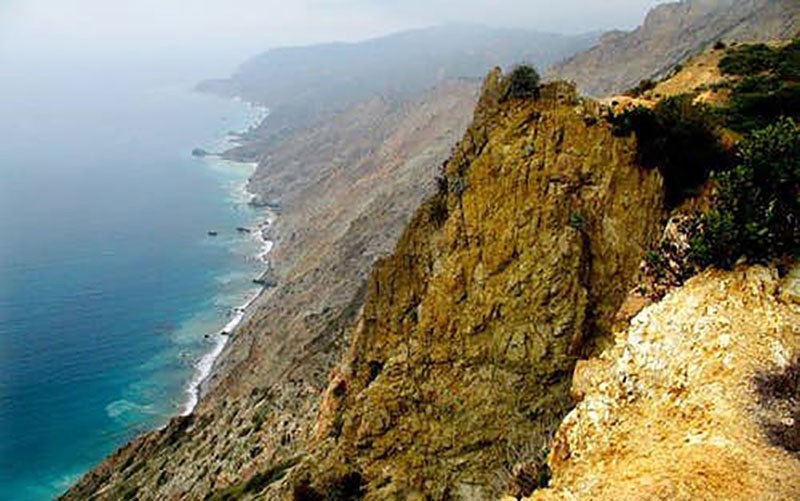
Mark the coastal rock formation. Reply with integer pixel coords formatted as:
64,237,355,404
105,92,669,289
530,265,800,500
549,0,800,97
288,74,665,499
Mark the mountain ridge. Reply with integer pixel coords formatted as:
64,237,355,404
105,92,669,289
197,24,598,148
549,0,800,96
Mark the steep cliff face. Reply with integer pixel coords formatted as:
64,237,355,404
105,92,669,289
531,265,800,500
549,0,800,97
63,81,479,501
290,74,665,499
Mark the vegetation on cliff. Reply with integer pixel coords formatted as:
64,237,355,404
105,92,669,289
719,37,800,132
692,118,800,268
610,94,726,205
610,39,799,276
504,65,542,100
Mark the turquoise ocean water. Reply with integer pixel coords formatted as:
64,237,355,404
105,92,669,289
0,56,268,499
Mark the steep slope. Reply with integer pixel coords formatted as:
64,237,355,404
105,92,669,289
199,25,597,148
63,80,480,500
549,0,800,97
531,265,800,500
285,74,665,499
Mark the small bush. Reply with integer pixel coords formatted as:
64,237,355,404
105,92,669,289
716,38,800,133
775,36,800,81
626,79,657,98
426,193,449,227
713,40,727,51
568,212,586,231
327,472,365,500
293,479,324,501
719,43,776,76
209,457,302,500
691,118,800,268
722,74,800,132
505,65,541,100
611,95,726,205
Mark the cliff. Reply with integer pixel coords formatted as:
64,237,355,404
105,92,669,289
529,265,800,500
284,74,665,499
549,0,800,97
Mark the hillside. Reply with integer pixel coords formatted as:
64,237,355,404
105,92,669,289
198,24,597,147
549,0,800,97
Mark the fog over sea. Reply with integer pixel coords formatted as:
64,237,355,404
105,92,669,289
0,54,267,499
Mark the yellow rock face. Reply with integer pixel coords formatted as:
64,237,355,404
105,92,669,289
298,75,665,499
532,265,800,501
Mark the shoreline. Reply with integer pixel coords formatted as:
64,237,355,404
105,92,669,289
181,139,275,416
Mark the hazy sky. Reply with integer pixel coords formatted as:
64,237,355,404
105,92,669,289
2,0,668,60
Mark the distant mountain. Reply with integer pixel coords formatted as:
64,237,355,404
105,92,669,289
198,24,597,142
548,0,800,97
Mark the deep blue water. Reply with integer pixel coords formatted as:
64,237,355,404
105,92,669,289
0,55,266,499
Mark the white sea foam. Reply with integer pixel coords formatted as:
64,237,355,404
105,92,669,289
106,399,156,420
181,176,275,416
180,105,276,416
181,329,228,416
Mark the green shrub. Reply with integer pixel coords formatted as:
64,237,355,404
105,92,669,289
426,194,449,227
611,95,726,205
292,472,364,501
505,65,541,100
568,212,586,231
717,38,800,133
719,43,776,76
626,79,657,98
722,75,800,132
327,472,364,500
691,118,800,268
775,37,800,81
211,457,303,499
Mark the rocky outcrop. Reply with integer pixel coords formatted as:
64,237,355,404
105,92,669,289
549,0,800,97
289,74,665,499
531,265,800,500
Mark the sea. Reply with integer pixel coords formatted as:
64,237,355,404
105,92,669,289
0,53,269,499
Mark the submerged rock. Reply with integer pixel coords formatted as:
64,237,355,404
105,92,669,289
253,267,278,288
